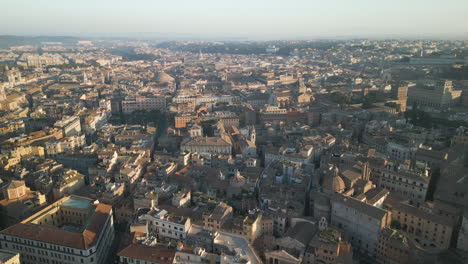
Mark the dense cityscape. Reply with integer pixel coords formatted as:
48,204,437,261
0,36,468,264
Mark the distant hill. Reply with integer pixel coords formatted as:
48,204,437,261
0,35,81,48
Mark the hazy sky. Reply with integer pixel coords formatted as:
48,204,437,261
2,0,468,39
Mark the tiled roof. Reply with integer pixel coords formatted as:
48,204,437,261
117,244,175,264
0,197,112,249
332,193,388,220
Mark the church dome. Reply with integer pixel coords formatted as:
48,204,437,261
154,72,175,83
322,166,345,193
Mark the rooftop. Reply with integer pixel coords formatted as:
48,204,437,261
0,249,18,263
118,244,175,264
0,195,112,249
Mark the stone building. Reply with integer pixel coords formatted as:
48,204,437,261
330,194,391,258
407,80,461,109
181,137,232,155
0,180,46,228
0,196,115,264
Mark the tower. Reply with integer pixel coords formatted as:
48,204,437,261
397,86,408,112
83,72,88,83
298,78,307,94
420,41,424,57
0,85,6,101
249,126,256,144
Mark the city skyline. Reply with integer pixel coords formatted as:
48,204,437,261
2,0,468,40
1,2,468,264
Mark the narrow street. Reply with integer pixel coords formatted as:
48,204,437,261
150,112,168,161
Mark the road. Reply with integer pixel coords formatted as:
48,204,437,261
150,112,168,161
214,231,262,264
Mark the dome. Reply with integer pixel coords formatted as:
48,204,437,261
154,71,175,83
322,166,345,193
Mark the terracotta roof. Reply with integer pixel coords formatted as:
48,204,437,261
83,203,112,248
117,244,175,264
0,199,112,249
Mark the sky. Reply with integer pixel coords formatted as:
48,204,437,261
2,0,468,40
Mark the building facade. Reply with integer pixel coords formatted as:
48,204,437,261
330,194,391,258
121,96,166,114
0,196,114,264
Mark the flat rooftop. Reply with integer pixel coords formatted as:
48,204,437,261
62,196,94,210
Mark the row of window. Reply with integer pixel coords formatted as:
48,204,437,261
2,236,94,256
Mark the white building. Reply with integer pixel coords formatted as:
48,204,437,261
264,146,314,166
85,110,110,134
172,190,191,208
122,96,166,114
45,135,86,156
181,137,232,155
139,209,191,242
54,116,82,137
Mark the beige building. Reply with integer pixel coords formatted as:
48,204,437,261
330,194,391,258
0,92,26,111
407,80,462,108
396,86,408,112
5,146,45,170
384,198,456,250
242,214,263,243
3,67,23,88
0,195,115,264
265,250,301,264
303,218,352,264
452,127,468,147
24,53,68,67
203,202,233,231
52,169,86,200
0,85,5,101
133,191,158,211
45,135,86,156
0,181,46,228
188,125,203,138
376,227,411,264
0,249,20,264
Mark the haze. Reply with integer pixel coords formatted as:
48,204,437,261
2,0,468,39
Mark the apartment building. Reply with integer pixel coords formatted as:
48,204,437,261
139,209,191,242
378,161,430,205
203,202,233,231
121,96,166,114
